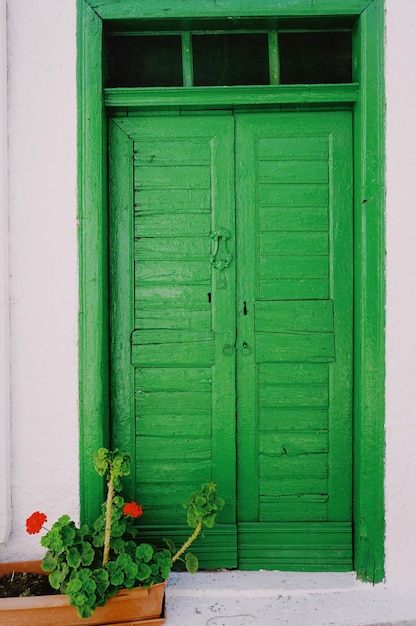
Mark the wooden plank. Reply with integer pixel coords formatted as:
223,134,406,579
259,136,328,160
136,307,211,330
260,255,328,280
90,0,371,20
259,183,328,207
137,436,212,461
104,84,359,108
260,497,327,522
135,260,209,283
78,0,109,522
134,165,210,189
136,413,211,437
134,188,211,213
260,482,328,498
134,237,208,260
326,113,353,526
136,459,212,484
209,116,237,518
259,278,329,300
261,230,328,255
259,431,328,456
108,120,136,500
238,521,352,571
259,160,328,184
135,213,210,237
255,300,333,333
256,331,335,363
259,206,329,231
260,385,328,409
131,331,215,367
259,455,327,480
235,111,260,523
260,408,328,431
353,0,385,583
135,367,212,391
136,390,211,415
132,329,213,344
134,140,210,165
135,284,210,308
259,362,328,386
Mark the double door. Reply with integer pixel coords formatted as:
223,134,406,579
109,110,353,570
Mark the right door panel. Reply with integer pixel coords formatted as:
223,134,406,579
235,112,353,570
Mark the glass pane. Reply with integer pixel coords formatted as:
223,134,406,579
192,33,269,86
279,32,352,84
106,35,183,87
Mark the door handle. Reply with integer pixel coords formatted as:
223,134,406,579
225,342,252,356
239,341,252,356
210,228,232,272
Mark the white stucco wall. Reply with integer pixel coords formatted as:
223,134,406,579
384,0,416,585
1,0,416,587
2,0,79,560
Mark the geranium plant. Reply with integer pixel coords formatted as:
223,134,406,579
26,448,224,619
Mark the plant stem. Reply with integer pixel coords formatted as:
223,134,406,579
102,477,114,567
171,521,202,563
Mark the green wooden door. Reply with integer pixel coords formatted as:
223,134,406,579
109,110,353,571
235,113,353,569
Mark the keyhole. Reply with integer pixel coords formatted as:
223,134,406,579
243,301,248,315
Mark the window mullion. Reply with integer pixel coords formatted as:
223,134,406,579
268,31,280,85
182,32,194,86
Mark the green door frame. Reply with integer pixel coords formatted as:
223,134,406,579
77,0,385,582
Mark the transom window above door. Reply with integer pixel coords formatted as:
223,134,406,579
105,27,353,88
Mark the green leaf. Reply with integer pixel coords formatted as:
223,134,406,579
135,543,154,563
93,568,109,594
66,546,82,568
109,568,124,586
42,527,64,553
81,541,95,566
78,524,90,537
184,482,225,529
94,515,105,532
113,495,124,508
116,552,134,571
106,561,125,586
41,551,58,572
155,549,172,568
164,538,176,554
61,524,76,548
185,552,199,574
49,566,68,590
136,562,152,582
77,604,95,619
94,448,110,476
66,578,82,594
111,517,127,538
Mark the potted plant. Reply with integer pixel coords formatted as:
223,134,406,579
0,448,224,625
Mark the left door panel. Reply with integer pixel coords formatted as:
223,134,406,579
109,116,237,567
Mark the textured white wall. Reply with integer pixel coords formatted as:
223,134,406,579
1,0,416,587
2,0,79,560
384,0,416,585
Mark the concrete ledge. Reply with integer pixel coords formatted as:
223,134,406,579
165,572,416,625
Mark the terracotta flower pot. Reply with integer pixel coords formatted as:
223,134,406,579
0,560,166,626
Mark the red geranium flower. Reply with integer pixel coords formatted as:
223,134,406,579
26,511,47,534
123,501,143,518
